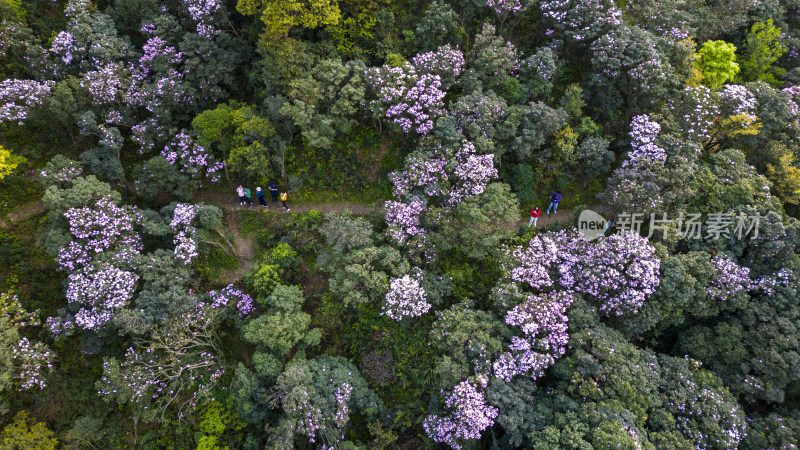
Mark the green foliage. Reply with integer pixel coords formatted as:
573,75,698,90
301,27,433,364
249,263,282,301
327,245,408,307
695,40,739,90
193,103,279,182
739,20,786,86
559,84,584,124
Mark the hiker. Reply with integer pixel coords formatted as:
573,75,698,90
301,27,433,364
269,181,279,204
528,206,541,227
244,187,252,208
236,185,246,206
280,191,290,212
546,190,561,217
256,187,267,207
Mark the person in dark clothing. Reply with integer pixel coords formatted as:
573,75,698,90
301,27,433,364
546,191,561,217
269,181,279,203
256,187,267,207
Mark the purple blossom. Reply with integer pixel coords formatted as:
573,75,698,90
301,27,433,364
623,114,666,168
382,269,431,320
412,45,465,88
540,0,622,42
705,255,750,301
12,337,53,390
423,375,499,449
0,79,55,125
367,63,446,135
496,292,573,381
487,0,524,14
207,284,255,315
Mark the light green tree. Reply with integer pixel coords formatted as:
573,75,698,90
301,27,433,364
739,20,786,86
695,40,739,90
0,411,57,450
236,0,340,39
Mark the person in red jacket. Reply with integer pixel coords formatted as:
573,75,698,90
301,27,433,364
528,206,541,227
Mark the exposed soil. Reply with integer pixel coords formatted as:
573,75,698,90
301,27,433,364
0,201,45,229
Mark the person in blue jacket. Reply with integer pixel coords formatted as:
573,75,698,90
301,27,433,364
256,187,267,207
546,190,561,217
268,181,279,204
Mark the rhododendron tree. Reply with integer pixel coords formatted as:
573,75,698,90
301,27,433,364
540,0,622,42
382,269,431,320
0,79,55,124
423,375,499,450
97,304,226,422
367,62,446,135
495,291,574,381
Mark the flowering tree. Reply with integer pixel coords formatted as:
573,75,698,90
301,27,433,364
385,139,499,250
412,45,465,89
705,255,751,302
623,114,666,168
423,375,499,450
494,292,574,381
267,355,387,448
97,304,226,422
0,294,54,395
540,0,622,42
382,269,431,320
366,62,446,135
0,79,55,125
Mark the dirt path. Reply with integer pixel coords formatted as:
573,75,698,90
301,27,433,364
193,191,378,216
0,201,45,229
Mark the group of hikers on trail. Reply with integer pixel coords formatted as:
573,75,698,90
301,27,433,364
528,190,561,227
237,181,290,211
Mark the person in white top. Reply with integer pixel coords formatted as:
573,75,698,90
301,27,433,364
236,185,246,206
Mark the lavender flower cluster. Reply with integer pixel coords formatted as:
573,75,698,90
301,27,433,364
385,140,497,247
182,0,222,38
449,143,498,203
382,269,431,320
49,31,82,65
12,337,54,390
57,196,144,330
671,86,719,142
411,45,465,88
486,0,524,14
540,0,622,41
705,255,751,301
67,265,140,329
494,291,574,381
423,375,499,450
46,315,76,340
0,79,55,125
207,284,255,315
170,203,200,264
623,114,666,168
161,131,224,182
504,231,660,316
81,63,128,104
39,163,83,185
719,84,757,116
367,63,446,135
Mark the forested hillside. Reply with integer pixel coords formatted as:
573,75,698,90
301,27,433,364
1,0,800,448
